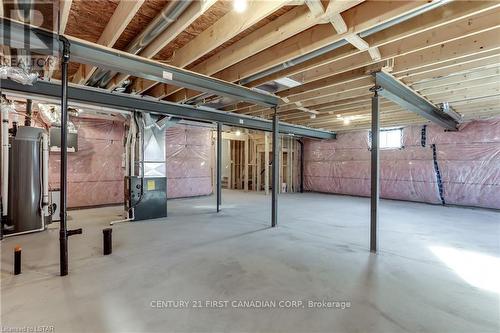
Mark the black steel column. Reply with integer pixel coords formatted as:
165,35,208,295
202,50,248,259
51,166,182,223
272,108,279,227
59,38,70,276
370,88,380,253
216,122,222,212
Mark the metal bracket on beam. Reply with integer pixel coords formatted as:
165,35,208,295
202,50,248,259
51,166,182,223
373,71,458,130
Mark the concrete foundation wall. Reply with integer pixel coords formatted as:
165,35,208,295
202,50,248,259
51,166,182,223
304,118,500,210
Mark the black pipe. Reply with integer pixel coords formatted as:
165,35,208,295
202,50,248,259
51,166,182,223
216,122,222,212
272,108,279,227
10,121,17,137
14,245,21,275
298,139,304,193
59,37,70,276
24,99,32,126
103,228,112,255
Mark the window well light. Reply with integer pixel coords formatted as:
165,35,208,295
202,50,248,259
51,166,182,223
233,0,248,13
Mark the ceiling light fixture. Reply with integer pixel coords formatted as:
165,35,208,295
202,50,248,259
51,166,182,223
233,0,248,13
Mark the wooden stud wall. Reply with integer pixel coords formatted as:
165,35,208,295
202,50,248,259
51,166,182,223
217,131,301,194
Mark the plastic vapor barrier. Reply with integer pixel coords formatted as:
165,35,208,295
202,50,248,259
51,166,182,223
166,124,212,199
49,117,125,208
304,118,500,210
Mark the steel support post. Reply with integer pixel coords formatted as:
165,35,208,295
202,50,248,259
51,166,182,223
59,38,70,276
272,108,279,227
216,122,222,212
370,88,380,253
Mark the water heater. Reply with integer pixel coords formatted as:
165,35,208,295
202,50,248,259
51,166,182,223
7,126,47,233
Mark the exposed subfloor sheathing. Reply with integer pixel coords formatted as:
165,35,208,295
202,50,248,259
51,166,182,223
1,190,499,333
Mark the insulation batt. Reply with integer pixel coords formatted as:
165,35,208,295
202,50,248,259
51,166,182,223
49,117,125,208
48,119,213,208
166,125,212,199
304,118,500,210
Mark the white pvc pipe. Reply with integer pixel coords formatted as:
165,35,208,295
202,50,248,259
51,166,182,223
1,106,9,216
42,132,49,215
110,208,135,225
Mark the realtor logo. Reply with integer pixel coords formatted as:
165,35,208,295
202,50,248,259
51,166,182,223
1,1,58,70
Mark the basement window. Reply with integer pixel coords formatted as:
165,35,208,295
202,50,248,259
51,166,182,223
369,128,403,149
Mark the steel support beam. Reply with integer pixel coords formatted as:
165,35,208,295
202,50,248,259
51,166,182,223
216,122,222,212
0,79,336,140
374,71,458,130
0,17,279,107
370,88,380,253
272,108,279,227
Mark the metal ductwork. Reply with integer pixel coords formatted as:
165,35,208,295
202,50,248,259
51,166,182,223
238,0,452,86
87,0,192,88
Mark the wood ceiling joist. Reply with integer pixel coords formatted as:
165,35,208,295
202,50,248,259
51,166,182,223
106,0,218,91
71,0,145,84
155,0,366,100
286,77,500,124
294,4,500,84
134,0,291,95
237,16,500,116
400,51,500,84
251,0,500,87
58,0,73,34
146,4,319,98
410,66,500,91
304,0,324,17
164,0,431,103
417,73,500,95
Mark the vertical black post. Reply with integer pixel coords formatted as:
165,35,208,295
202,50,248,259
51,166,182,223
24,99,32,126
299,140,304,193
14,246,21,275
272,108,279,227
370,88,380,253
59,38,70,276
103,228,112,255
216,122,222,212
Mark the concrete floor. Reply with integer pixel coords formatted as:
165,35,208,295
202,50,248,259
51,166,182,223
1,190,499,333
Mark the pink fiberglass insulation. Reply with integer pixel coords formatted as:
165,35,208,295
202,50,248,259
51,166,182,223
50,121,214,206
166,124,213,199
49,117,125,208
304,117,500,210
